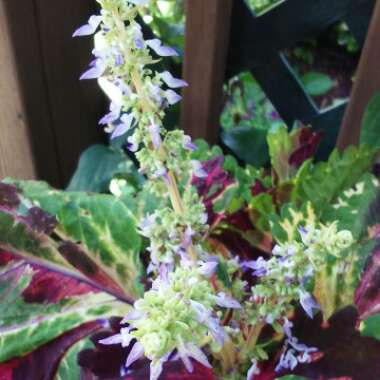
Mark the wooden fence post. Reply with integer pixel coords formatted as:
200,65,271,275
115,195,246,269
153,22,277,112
337,0,380,150
181,0,233,143
0,0,105,187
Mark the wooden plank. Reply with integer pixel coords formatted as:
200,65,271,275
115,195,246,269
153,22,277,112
181,0,233,142
337,0,380,149
0,0,105,187
34,0,105,185
0,1,49,181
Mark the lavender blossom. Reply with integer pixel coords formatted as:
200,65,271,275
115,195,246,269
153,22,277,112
73,15,102,37
160,71,189,88
146,39,179,57
191,160,208,178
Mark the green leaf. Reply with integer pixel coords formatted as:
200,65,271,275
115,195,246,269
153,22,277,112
55,338,94,380
301,71,336,97
292,145,377,215
6,180,144,297
67,144,142,193
360,313,380,341
360,90,380,149
0,264,128,362
322,174,379,239
221,126,269,167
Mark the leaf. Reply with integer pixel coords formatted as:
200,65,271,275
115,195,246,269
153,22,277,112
293,145,377,214
278,307,380,380
0,183,20,210
360,313,380,341
322,174,379,239
0,321,103,380
301,71,336,97
8,181,143,297
276,376,308,380
221,126,269,167
360,90,380,149
355,244,380,320
55,338,94,380
67,145,138,193
0,263,128,363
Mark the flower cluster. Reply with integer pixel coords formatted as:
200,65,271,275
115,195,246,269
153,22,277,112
100,266,240,378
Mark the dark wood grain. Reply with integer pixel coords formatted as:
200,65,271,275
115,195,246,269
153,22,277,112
180,0,233,143
338,0,380,149
0,0,105,187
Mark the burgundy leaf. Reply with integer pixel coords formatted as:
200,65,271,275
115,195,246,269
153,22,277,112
58,241,131,302
289,128,323,168
355,245,380,320
0,183,20,210
192,156,235,226
0,321,104,380
21,207,57,235
22,267,96,303
278,307,380,380
251,180,268,197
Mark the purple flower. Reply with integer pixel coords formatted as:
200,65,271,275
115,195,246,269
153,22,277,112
127,135,139,152
198,260,218,277
99,101,122,125
182,227,194,250
247,359,260,380
126,342,145,367
134,37,145,49
242,257,268,277
139,214,156,236
114,53,124,67
147,123,162,149
73,15,102,37
276,349,298,371
121,309,146,324
80,58,106,80
146,38,179,57
99,327,133,348
165,89,182,105
183,135,198,151
215,292,241,309
111,113,134,139
283,318,293,338
177,343,212,373
152,168,170,184
160,71,188,88
298,289,320,318
191,160,208,178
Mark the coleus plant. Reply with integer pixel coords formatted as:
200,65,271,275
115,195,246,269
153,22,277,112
1,1,380,380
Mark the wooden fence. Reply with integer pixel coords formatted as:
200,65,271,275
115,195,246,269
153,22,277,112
0,0,105,187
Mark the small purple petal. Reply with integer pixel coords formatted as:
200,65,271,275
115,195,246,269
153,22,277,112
147,123,162,149
146,39,179,57
126,342,145,367
127,135,138,152
134,37,145,49
160,71,188,88
183,135,197,151
215,292,241,309
165,89,182,105
198,261,218,277
80,60,106,80
298,289,320,318
191,160,208,178
247,359,260,380
73,15,102,37
111,113,134,139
